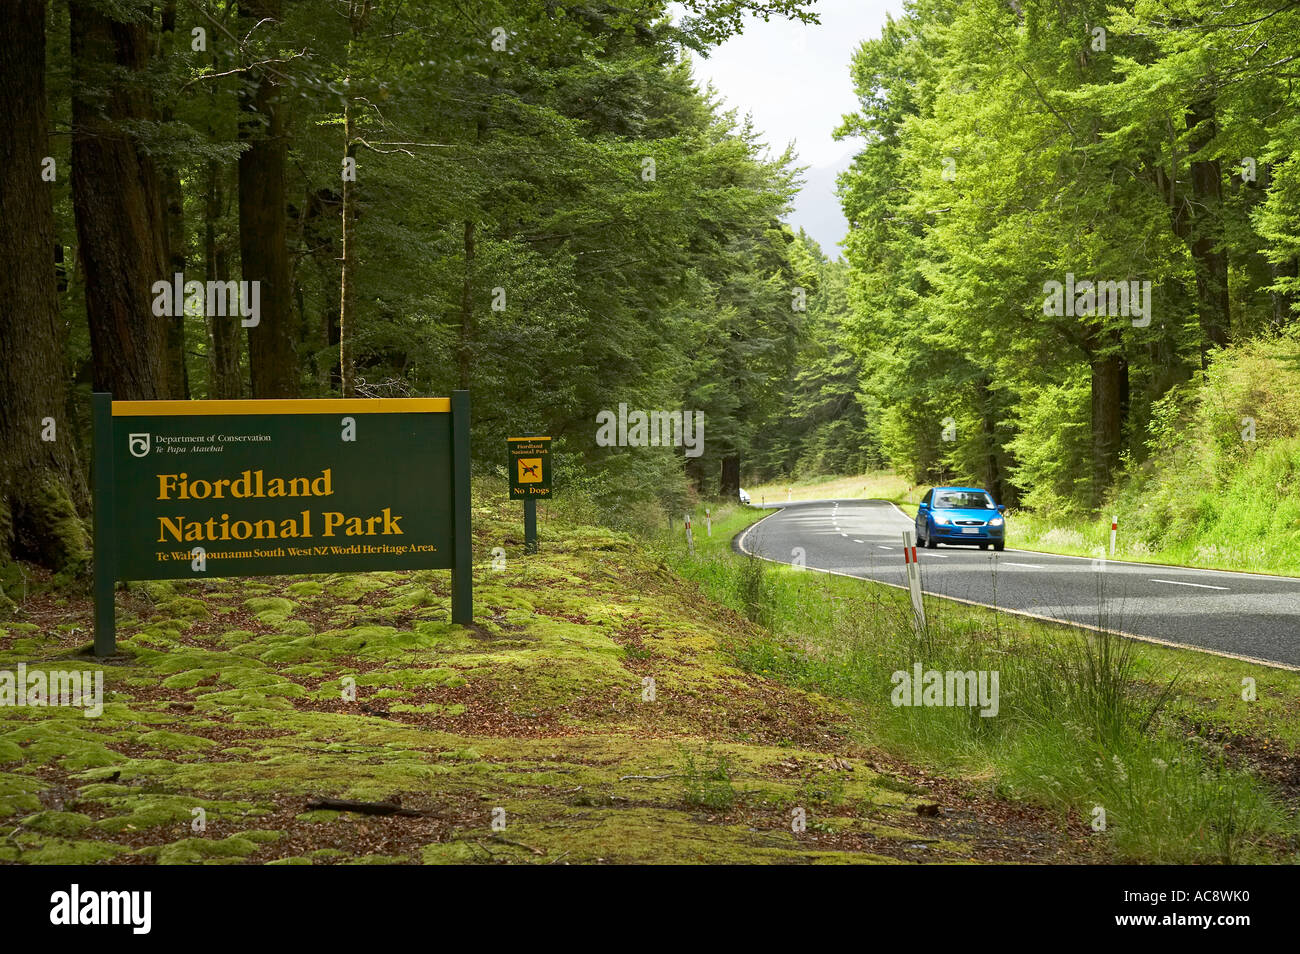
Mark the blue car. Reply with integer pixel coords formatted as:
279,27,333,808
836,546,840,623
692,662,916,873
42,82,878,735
915,486,1006,550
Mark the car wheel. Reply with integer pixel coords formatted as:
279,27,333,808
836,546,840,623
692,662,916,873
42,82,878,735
993,541,1005,552
923,526,937,549
979,543,989,550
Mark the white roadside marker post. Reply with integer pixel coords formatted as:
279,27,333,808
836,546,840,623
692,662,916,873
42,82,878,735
902,530,926,631
705,507,712,537
1110,515,1117,558
787,487,791,502
685,513,695,556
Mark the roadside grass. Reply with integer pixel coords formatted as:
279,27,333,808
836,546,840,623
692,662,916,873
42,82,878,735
0,481,1095,865
1003,442,1300,576
663,502,1300,863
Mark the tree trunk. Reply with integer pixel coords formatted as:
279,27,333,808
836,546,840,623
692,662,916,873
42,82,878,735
205,160,242,399
162,169,189,399
720,455,740,497
1089,349,1124,506
70,0,168,400
458,219,475,390
160,0,189,400
974,376,1004,503
339,96,357,396
0,0,91,580
1271,256,1298,330
238,0,297,398
1180,99,1231,363
337,2,371,396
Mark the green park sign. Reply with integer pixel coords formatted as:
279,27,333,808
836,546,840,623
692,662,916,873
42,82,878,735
91,393,472,656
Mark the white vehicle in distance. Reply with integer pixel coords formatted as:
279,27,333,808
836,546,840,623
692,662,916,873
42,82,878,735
738,488,751,505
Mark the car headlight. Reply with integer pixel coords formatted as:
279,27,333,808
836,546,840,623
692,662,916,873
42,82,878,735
933,513,951,524
989,517,1003,526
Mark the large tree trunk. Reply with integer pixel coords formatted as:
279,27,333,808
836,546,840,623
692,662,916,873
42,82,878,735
162,169,190,399
337,3,371,396
1089,347,1125,506
0,0,91,581
974,375,1005,503
70,0,168,400
339,98,358,396
1271,256,1298,330
458,219,475,390
159,0,189,399
205,160,242,399
720,455,740,498
238,0,297,398
1179,99,1231,363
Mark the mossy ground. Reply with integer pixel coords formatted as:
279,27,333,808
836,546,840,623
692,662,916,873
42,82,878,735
0,489,1098,864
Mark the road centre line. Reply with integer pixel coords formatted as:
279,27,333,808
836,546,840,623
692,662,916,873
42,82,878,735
1150,578,1230,590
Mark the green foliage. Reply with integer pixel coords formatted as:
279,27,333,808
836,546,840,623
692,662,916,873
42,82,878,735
835,0,1300,511
1012,337,1300,574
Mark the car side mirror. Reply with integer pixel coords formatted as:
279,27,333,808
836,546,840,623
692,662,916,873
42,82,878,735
996,504,1006,513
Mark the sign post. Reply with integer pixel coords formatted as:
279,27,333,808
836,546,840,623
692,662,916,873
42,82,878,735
91,392,472,656
902,529,926,631
507,436,552,554
91,393,116,657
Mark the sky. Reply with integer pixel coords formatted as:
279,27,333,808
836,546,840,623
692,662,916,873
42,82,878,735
681,0,904,260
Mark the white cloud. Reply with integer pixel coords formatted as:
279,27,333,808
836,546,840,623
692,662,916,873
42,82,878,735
680,0,903,257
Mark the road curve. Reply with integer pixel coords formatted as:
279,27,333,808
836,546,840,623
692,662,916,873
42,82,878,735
735,499,1300,670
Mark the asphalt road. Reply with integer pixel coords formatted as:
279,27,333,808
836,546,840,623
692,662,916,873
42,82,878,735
736,499,1300,670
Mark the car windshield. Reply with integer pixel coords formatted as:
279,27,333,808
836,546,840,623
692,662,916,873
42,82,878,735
934,491,994,510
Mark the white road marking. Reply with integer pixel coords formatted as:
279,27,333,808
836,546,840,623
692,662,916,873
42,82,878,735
1002,562,1045,569
853,539,865,544
879,546,894,550
1151,578,1230,591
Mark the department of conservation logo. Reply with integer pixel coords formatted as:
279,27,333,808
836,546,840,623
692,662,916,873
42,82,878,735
128,433,150,458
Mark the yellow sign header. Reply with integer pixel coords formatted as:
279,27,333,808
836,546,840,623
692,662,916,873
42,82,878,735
113,398,452,416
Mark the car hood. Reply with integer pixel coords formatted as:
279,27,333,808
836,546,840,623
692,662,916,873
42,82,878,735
934,508,999,520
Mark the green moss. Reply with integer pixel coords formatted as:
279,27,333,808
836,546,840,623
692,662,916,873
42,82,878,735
160,597,211,620
133,730,219,752
21,810,93,836
140,582,176,602
144,830,281,864
14,838,128,864
243,596,297,624
295,810,342,823
91,793,263,833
